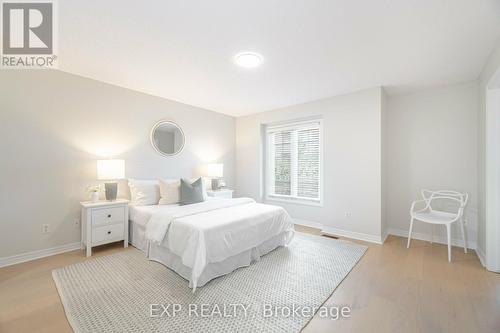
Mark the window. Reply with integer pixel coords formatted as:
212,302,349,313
265,119,322,204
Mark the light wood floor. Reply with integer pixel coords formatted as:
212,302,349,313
0,226,499,333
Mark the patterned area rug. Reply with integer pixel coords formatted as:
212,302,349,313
53,233,367,333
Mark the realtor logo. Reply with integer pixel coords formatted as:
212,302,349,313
1,1,57,68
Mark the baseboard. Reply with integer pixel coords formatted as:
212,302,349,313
294,219,385,244
293,218,323,229
381,228,389,244
476,246,486,267
321,226,384,244
0,242,82,268
388,227,477,250
471,247,500,272
469,246,500,272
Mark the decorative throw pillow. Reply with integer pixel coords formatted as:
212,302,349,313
158,179,181,205
128,179,160,206
159,177,210,205
180,177,205,205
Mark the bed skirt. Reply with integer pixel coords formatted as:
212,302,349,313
130,220,293,289
148,231,293,288
129,219,149,252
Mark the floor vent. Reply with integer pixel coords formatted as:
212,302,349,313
321,233,339,239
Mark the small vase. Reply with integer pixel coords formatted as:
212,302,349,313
90,191,99,203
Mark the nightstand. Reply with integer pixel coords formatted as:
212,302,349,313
80,199,129,257
206,189,234,199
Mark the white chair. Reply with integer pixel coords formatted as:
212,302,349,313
407,189,468,262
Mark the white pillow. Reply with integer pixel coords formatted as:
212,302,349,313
159,177,211,205
128,179,160,206
159,179,181,205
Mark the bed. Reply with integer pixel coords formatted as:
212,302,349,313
129,197,294,291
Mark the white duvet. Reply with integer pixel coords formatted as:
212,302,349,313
144,198,294,290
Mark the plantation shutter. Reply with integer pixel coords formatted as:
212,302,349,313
297,127,320,198
273,131,292,195
267,119,322,202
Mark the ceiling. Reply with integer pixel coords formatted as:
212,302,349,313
59,0,500,116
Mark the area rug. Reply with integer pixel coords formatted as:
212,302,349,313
52,233,367,333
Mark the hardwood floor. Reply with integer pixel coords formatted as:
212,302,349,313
0,226,498,333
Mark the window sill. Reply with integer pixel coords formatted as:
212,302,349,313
265,195,323,207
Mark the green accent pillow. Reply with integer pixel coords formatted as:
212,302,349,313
180,177,205,205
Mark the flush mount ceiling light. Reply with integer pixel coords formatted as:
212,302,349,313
234,52,263,68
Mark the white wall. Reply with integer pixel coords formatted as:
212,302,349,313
0,70,235,259
484,87,500,271
381,89,388,239
386,82,479,247
478,39,500,268
236,87,385,242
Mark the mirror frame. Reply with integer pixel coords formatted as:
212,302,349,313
150,120,185,157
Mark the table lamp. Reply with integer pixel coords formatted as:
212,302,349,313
207,163,224,190
97,159,125,201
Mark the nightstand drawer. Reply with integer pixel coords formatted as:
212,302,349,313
92,224,124,244
92,206,125,227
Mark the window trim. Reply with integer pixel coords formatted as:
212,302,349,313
264,118,323,207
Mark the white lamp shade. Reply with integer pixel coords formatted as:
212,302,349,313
97,159,125,180
207,163,223,178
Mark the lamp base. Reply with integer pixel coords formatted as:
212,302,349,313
211,178,226,191
104,182,118,201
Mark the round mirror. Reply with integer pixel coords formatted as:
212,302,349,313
150,120,185,156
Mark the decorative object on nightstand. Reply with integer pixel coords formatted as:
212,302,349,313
207,163,225,190
86,185,100,203
206,188,234,199
97,159,125,201
80,199,129,257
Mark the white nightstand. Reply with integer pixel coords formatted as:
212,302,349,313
80,199,129,257
206,189,234,199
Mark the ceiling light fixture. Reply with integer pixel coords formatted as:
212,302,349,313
234,52,263,68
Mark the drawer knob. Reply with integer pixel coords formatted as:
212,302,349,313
107,231,111,235
107,214,111,218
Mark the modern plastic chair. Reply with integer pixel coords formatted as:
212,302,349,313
407,189,468,262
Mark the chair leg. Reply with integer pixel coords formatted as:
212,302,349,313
460,218,468,254
446,224,451,262
407,218,414,248
430,224,434,244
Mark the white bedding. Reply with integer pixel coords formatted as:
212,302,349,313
129,204,180,252
138,198,294,291
129,203,179,228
